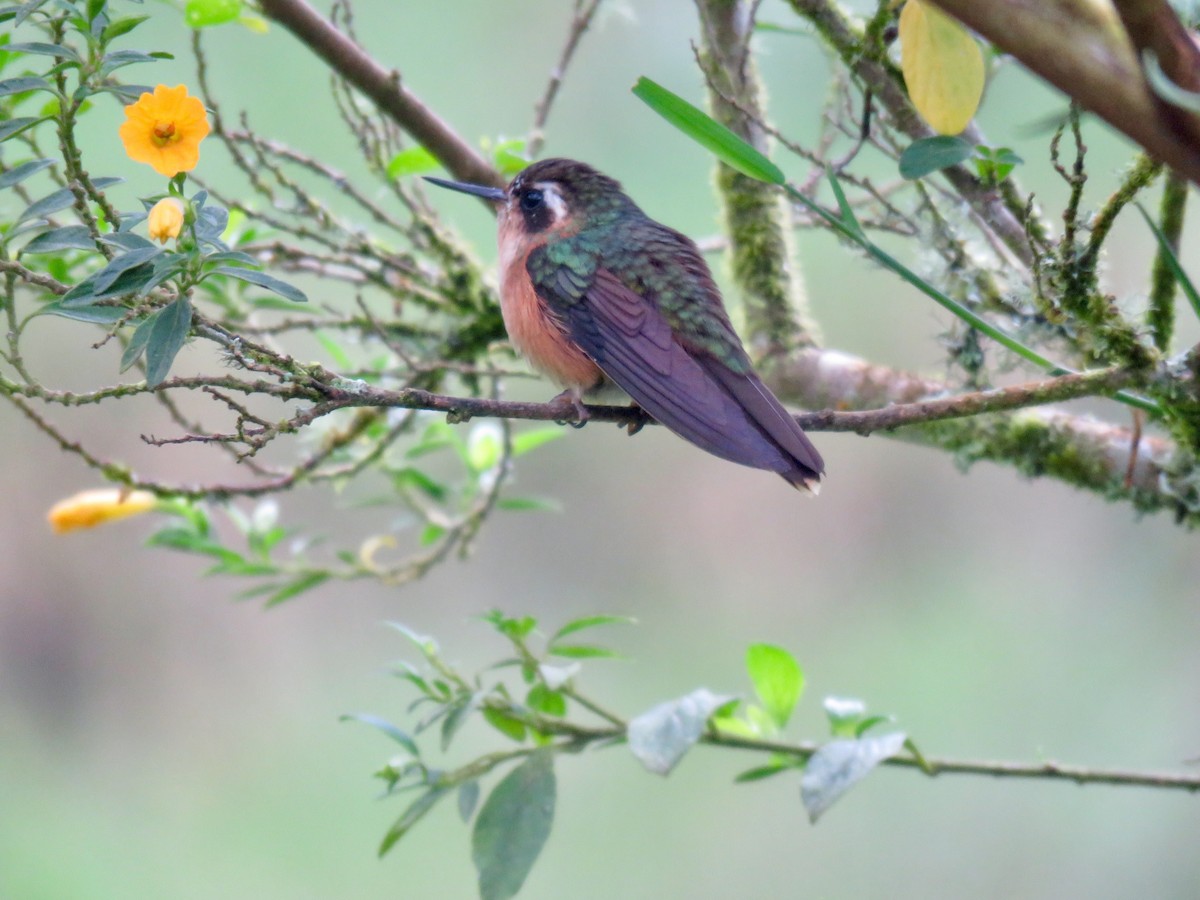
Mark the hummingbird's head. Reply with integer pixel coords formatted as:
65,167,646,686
425,158,637,239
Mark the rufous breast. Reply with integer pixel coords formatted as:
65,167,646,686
497,212,603,392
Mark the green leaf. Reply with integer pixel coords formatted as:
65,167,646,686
1138,203,1200,325
457,780,481,823
265,571,329,606
185,0,243,28
6,42,81,61
0,116,43,143
496,496,561,512
467,422,503,472
898,135,973,179
546,643,621,660
387,145,439,179
440,692,479,751
632,77,784,184
511,426,564,457
826,171,861,234
488,138,529,178
202,249,259,268
482,706,527,742
18,176,120,225
143,297,192,387
746,643,804,730
94,248,164,295
211,265,307,302
392,467,449,502
854,714,894,738
101,15,149,42
146,527,243,564
120,312,155,371
17,185,74,223
800,732,907,823
549,614,635,644
20,225,94,253
472,750,556,900
35,300,126,324
484,612,538,640
972,145,1022,183
0,158,53,190
64,260,165,311
0,75,50,96
526,684,566,717
627,688,733,776
340,712,420,757
711,714,758,739
100,231,157,253
385,621,439,657
419,523,444,546
379,787,449,857
98,49,163,76
734,763,790,783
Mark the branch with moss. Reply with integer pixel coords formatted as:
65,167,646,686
696,0,816,354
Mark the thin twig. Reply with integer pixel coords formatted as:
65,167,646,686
527,0,605,159
258,0,502,191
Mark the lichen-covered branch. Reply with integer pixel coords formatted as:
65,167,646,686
696,0,817,353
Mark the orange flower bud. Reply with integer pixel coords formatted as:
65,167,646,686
48,488,157,534
148,197,186,243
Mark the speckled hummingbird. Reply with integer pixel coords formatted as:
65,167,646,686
425,158,825,492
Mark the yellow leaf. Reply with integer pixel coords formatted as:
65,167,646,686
899,0,985,135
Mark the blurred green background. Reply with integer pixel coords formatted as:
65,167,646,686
3,2,1199,897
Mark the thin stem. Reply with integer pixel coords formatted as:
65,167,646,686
527,0,604,159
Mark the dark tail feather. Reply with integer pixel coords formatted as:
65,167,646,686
701,362,824,492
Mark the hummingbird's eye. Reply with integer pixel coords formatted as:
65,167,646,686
520,189,544,211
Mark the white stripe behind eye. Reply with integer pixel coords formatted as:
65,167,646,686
535,182,568,224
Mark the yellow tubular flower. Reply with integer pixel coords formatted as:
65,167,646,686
148,197,186,243
48,488,157,534
119,84,211,177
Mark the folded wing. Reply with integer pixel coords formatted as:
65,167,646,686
558,266,824,489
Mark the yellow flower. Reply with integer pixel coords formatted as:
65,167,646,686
148,197,186,243
119,84,211,177
48,488,157,534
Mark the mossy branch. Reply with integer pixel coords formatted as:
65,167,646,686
696,0,817,354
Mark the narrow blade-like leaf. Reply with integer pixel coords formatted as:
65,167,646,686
632,77,784,184
340,713,420,757
212,265,307,303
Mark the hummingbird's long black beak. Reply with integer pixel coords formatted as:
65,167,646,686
423,176,506,202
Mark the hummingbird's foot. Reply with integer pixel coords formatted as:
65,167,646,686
623,403,650,436
550,390,589,428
